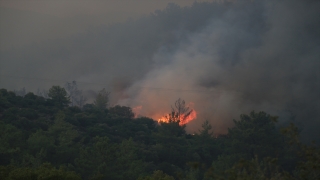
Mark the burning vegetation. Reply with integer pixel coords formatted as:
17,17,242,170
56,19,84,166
132,98,197,126
157,98,197,126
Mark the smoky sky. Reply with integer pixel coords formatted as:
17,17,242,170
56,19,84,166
0,0,319,141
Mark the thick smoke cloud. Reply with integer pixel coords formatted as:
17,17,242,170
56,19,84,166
1,1,319,141
119,0,320,139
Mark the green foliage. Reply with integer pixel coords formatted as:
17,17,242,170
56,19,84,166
158,118,186,137
0,163,82,180
26,130,55,165
138,170,175,180
294,144,320,180
281,123,320,179
49,112,80,165
93,88,109,110
152,120,189,173
114,138,147,179
227,111,282,159
198,120,214,138
48,86,70,108
75,137,146,180
205,156,292,180
0,88,319,180
74,136,113,179
109,105,134,118
0,122,25,165
186,121,219,168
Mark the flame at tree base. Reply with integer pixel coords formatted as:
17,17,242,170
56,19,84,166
158,110,197,126
132,100,197,126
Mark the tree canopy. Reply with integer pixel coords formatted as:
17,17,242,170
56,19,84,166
93,88,110,110
0,87,318,180
48,86,70,108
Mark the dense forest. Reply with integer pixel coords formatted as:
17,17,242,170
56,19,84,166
0,86,319,180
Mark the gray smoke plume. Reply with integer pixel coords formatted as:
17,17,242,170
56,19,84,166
1,0,319,141
119,0,320,140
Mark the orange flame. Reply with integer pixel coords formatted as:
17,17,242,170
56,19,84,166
180,110,197,125
132,103,197,126
158,110,197,126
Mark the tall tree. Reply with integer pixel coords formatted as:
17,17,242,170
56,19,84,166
94,88,110,110
190,120,218,167
171,98,193,124
227,111,282,159
162,98,193,125
48,86,70,108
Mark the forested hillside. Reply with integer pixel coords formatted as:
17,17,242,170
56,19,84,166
0,87,319,180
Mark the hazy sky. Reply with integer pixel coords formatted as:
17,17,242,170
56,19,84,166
0,0,216,49
1,0,215,17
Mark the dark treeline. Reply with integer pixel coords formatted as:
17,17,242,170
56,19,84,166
0,87,319,180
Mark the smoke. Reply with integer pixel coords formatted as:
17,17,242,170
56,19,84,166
1,0,319,140
119,0,320,138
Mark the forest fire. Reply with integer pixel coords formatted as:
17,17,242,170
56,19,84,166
158,110,197,126
132,99,197,126
156,99,197,126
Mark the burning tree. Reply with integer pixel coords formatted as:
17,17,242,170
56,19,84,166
159,98,196,125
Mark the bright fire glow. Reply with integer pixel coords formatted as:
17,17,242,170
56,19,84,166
132,103,197,126
158,110,197,126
